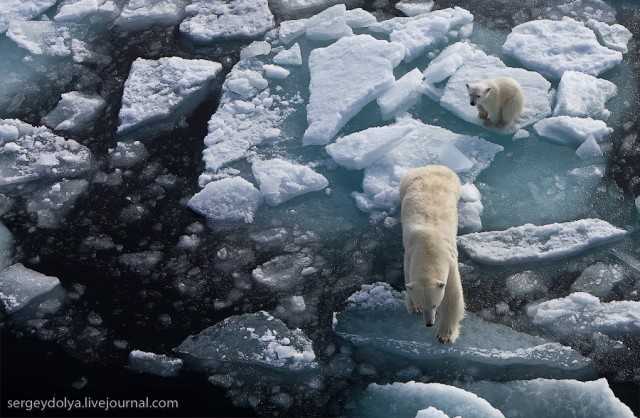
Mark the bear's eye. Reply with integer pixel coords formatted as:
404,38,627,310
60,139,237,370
437,283,445,288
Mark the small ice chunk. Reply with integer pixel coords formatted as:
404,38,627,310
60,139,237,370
437,142,473,173
118,251,163,273
42,91,106,133
0,222,13,270
262,64,290,80
345,8,376,29
252,159,328,206
513,129,530,140
422,42,475,100
457,219,627,266
0,264,60,314
117,57,222,134
415,407,450,418
240,41,271,60
26,179,89,229
273,43,303,66
396,0,434,17
570,263,627,298
188,177,263,224
180,0,275,42
6,21,88,58
458,183,483,234
55,0,105,22
357,381,506,418
252,253,313,291
278,19,308,45
0,0,58,34
115,0,188,30
528,293,640,338
387,7,474,62
636,196,640,215
533,116,613,147
575,135,603,161
108,140,149,168
305,4,353,41
128,350,183,377
503,17,623,79
505,271,547,300
587,19,633,53
303,35,405,145
553,71,617,120
377,69,424,120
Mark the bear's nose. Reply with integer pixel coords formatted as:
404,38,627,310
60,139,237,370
425,322,434,327
470,101,475,106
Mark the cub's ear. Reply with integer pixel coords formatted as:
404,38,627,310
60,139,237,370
485,87,492,93
465,83,470,90
405,283,414,290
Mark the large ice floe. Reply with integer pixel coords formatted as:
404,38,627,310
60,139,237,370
334,283,595,380
117,57,222,135
179,0,275,43
502,17,623,79
0,119,91,189
0,263,61,314
0,0,57,34
457,219,627,265
553,71,617,120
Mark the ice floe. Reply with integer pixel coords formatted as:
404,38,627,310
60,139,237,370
377,68,424,120
0,222,12,270
460,378,634,418
334,283,595,380
251,158,328,206
273,43,303,66
114,0,187,29
41,91,106,133
533,116,613,147
0,119,91,189
355,381,505,418
26,179,89,228
6,21,94,61
175,311,317,371
303,34,405,145
128,350,183,377
395,0,434,17
252,253,314,291
117,57,222,135
0,264,61,314
0,0,57,34
502,17,623,79
180,0,275,42
553,71,617,120
457,219,627,265
570,263,627,298
528,292,640,338
187,177,263,224
587,19,633,54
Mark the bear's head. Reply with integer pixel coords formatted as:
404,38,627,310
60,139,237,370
466,82,491,107
406,281,446,327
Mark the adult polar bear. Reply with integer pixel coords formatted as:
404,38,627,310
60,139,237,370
399,165,465,343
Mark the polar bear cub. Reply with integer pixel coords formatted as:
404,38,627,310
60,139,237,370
466,77,524,129
399,165,465,343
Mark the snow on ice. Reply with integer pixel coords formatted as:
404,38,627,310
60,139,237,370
503,17,623,79
458,219,627,265
117,57,222,134
187,177,263,224
114,0,187,29
180,0,275,42
128,350,183,377
533,116,613,147
41,91,106,133
587,18,633,53
553,71,617,120
251,158,328,206
395,1,434,17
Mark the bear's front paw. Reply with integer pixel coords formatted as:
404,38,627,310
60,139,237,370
482,119,492,127
412,307,421,315
437,328,459,344
495,121,507,129
478,111,489,120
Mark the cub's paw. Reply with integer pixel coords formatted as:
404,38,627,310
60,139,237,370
496,121,507,129
412,307,421,315
482,119,492,127
478,112,489,120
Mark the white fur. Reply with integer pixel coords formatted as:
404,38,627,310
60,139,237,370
466,77,525,129
399,165,465,343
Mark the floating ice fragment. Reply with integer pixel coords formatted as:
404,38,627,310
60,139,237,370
273,43,303,66
252,159,328,206
336,283,595,380
175,311,317,371
305,4,353,41
55,0,105,22
118,251,163,274
262,64,290,80
460,378,634,418
0,222,12,270
180,0,275,42
188,177,263,224
533,116,613,147
575,135,603,161
117,57,222,134
252,253,313,291
128,350,183,377
6,21,89,59
115,0,187,29
0,264,61,314
570,263,626,298
42,91,106,133
356,381,506,418
303,34,405,145
26,179,89,229
553,71,617,120
458,219,627,266
376,68,424,120
395,0,434,17
0,0,58,34
503,17,623,79
240,41,271,60
587,19,633,53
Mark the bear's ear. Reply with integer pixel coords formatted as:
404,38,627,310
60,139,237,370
485,87,492,93
405,283,414,290
465,83,470,90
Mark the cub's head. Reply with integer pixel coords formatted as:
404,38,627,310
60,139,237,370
406,281,446,327
466,82,491,106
